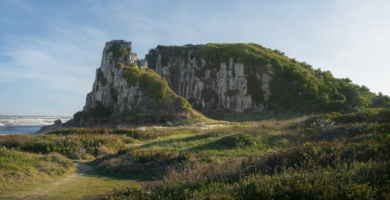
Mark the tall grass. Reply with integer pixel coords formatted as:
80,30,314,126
49,127,196,140
0,150,75,191
0,134,125,159
100,108,390,199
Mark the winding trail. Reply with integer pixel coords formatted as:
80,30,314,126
19,162,94,200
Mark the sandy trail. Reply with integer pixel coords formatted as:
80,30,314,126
19,162,94,200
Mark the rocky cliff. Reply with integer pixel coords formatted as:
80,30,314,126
145,44,275,114
145,43,375,115
78,40,196,128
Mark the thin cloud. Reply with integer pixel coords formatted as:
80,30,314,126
0,0,389,115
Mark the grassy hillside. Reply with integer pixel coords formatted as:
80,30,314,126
0,149,75,191
94,107,390,199
1,107,389,199
146,43,390,114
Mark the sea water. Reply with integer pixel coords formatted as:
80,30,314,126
0,115,72,135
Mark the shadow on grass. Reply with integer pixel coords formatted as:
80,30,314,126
186,133,271,152
81,160,157,182
141,130,230,148
208,110,306,122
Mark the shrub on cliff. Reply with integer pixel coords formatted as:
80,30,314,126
108,44,129,57
121,64,172,103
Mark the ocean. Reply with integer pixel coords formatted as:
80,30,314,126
0,115,72,135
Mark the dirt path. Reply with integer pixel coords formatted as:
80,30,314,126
19,162,94,200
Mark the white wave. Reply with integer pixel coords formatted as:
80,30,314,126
0,116,72,127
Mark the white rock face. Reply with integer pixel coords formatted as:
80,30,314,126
153,53,273,113
84,40,149,123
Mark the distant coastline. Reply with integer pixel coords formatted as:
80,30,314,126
0,115,71,135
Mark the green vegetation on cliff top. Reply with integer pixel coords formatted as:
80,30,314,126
146,43,390,114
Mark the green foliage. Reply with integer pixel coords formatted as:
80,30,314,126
177,96,192,110
73,110,84,122
372,92,390,108
119,63,198,121
139,71,171,102
82,103,113,119
217,133,257,148
123,108,138,121
123,64,141,85
121,64,172,102
108,44,129,57
331,93,347,101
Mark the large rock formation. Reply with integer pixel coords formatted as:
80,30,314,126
37,40,198,134
145,43,377,115
80,40,194,128
145,44,274,114
36,41,376,134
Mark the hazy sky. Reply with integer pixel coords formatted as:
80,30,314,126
1,0,389,116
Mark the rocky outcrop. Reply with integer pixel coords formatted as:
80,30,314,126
36,40,201,134
80,40,193,128
146,45,274,114
84,40,146,112
36,119,75,135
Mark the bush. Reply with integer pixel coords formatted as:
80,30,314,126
109,44,128,57
218,133,257,149
121,64,172,102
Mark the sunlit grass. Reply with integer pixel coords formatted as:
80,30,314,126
0,150,76,191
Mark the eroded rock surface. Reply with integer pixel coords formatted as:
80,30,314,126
148,49,273,114
81,40,192,128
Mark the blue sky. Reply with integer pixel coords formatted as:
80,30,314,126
1,0,389,116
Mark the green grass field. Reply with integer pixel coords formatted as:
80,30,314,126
1,107,390,199
0,150,75,192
